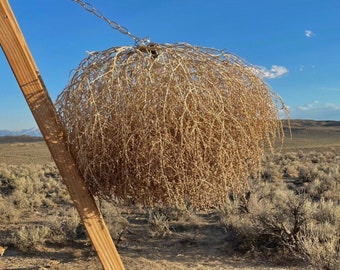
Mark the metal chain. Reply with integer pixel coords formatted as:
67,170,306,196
71,0,150,46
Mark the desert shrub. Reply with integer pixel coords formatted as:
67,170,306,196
62,207,83,238
261,161,281,181
60,207,84,239
42,172,72,204
220,150,340,269
0,163,85,249
282,164,298,178
301,226,339,270
8,189,29,209
9,188,45,210
47,207,85,244
0,195,19,222
300,200,340,270
312,199,340,225
310,152,325,163
160,204,199,223
298,164,319,182
283,152,298,162
220,182,313,254
14,225,51,251
307,174,336,201
147,209,171,237
99,200,129,242
0,163,71,210
11,208,85,249
0,165,18,199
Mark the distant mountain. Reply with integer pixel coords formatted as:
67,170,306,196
0,127,42,137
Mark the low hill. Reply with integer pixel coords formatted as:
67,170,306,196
280,119,340,151
0,135,44,144
0,127,41,137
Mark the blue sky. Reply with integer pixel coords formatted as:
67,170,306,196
1,0,340,130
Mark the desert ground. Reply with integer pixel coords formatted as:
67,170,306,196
0,120,339,270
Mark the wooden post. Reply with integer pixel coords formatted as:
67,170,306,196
0,1,125,269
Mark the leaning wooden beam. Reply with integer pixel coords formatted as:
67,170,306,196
0,1,125,269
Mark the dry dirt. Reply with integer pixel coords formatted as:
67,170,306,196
0,209,308,270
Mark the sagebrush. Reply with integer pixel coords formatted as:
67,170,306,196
219,150,340,269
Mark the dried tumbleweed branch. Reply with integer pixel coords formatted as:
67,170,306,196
55,43,288,208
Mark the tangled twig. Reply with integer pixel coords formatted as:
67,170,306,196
55,43,288,208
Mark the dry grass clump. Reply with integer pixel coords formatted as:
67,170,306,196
55,43,287,208
147,209,171,238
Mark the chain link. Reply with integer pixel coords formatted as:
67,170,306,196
72,0,150,46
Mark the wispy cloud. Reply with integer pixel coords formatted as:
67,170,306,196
305,30,315,38
297,101,320,111
253,65,289,79
298,64,316,72
290,101,340,120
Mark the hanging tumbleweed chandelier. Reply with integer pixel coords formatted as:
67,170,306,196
55,0,288,208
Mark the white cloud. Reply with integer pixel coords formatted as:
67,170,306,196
305,30,315,38
297,100,319,111
290,101,340,120
253,65,289,79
